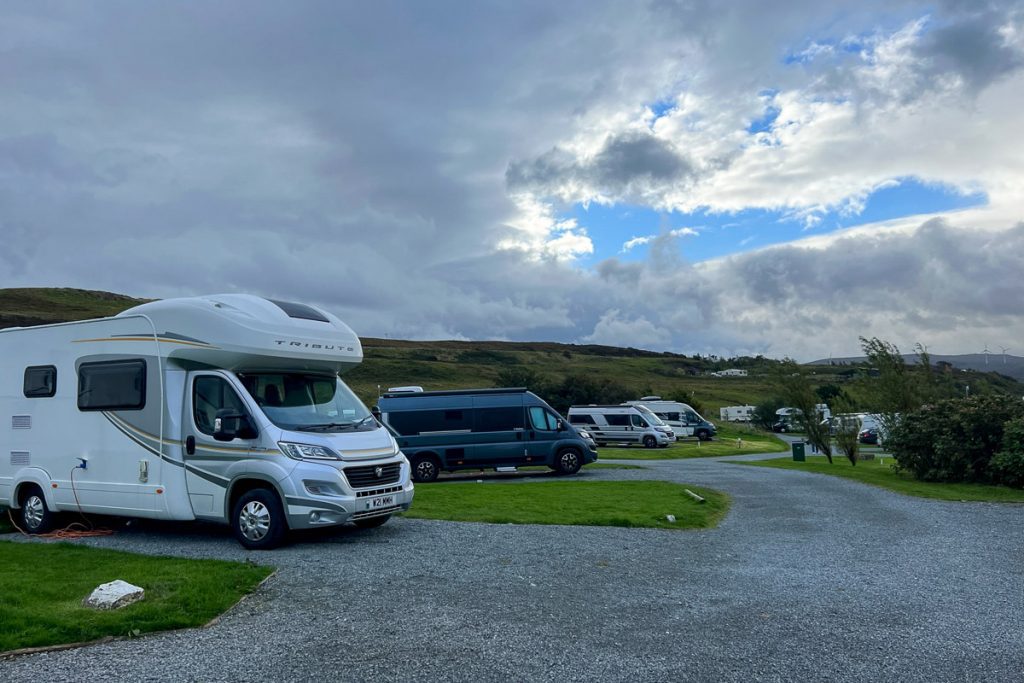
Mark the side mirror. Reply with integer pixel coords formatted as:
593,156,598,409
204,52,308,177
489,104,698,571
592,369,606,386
214,408,258,441
557,420,565,431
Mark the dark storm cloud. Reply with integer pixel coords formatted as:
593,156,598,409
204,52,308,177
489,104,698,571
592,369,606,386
915,12,1024,92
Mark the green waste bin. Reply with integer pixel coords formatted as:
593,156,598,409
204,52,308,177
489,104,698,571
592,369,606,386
792,441,806,462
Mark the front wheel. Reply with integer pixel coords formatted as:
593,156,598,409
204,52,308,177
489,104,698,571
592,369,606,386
643,435,657,449
232,488,287,550
354,514,391,529
696,430,712,441
411,455,440,483
553,448,582,475
19,485,56,534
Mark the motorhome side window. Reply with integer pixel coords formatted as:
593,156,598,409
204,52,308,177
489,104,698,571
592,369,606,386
388,409,472,436
661,412,680,421
193,376,250,436
569,414,595,425
24,365,57,398
475,407,525,432
605,414,630,427
77,360,146,411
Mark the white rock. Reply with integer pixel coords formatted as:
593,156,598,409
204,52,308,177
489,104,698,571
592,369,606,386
83,579,145,610
666,514,676,523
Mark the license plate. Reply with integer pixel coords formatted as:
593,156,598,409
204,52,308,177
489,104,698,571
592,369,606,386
367,495,395,510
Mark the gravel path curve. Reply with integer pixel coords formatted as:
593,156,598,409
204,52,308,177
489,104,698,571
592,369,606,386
2,452,1022,682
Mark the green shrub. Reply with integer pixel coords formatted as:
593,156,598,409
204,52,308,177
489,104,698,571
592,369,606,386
887,395,1024,484
991,418,1024,488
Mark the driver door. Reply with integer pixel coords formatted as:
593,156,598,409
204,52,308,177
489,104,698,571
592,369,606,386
182,372,256,520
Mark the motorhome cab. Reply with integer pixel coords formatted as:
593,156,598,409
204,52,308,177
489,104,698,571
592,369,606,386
377,388,597,482
567,405,675,448
0,294,413,549
624,397,717,440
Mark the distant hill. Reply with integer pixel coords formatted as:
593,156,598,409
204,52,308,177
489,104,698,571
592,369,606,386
809,353,1024,382
4,287,1022,409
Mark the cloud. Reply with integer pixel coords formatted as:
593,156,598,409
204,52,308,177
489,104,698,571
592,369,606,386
0,1,1022,362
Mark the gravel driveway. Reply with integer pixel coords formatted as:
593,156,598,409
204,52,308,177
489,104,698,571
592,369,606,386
2,453,1022,682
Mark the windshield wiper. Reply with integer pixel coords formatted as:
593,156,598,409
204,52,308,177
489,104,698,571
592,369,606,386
295,415,375,433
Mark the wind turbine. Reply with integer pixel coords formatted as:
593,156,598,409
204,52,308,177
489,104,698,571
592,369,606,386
1002,346,1011,364
982,344,991,365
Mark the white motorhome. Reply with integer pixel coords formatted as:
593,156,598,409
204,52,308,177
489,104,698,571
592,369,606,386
0,294,413,549
566,404,675,448
624,397,717,440
720,405,755,422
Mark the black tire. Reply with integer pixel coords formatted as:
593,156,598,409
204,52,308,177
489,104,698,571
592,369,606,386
696,429,712,441
354,514,391,529
19,484,56,534
411,454,440,483
553,448,582,475
643,435,657,449
232,488,287,550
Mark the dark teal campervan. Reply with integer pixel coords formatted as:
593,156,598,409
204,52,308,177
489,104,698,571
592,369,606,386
377,388,598,482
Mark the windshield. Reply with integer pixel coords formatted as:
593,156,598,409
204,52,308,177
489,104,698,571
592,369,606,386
238,372,376,432
636,405,666,426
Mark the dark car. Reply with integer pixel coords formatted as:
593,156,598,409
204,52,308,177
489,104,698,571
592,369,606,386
772,420,792,433
858,427,880,445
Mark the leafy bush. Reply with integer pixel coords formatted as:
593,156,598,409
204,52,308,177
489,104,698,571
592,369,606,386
539,374,632,415
887,395,1024,484
991,418,1024,488
751,397,784,431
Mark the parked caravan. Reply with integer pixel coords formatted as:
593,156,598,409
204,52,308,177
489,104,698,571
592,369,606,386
0,294,413,549
720,405,755,422
377,388,597,482
623,397,717,440
567,404,676,448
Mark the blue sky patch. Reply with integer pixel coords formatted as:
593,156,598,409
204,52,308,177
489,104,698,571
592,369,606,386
570,178,987,265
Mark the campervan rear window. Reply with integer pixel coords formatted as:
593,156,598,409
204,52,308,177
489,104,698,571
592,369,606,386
569,414,595,425
388,409,472,436
24,366,57,398
78,360,146,411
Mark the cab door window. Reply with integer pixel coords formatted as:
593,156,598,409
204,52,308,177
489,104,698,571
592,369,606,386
528,406,559,431
193,376,250,436
631,414,649,428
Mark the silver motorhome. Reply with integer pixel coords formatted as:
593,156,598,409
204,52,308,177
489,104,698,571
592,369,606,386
0,294,413,549
567,404,675,448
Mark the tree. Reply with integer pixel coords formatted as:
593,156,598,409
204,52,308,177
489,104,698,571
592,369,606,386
751,397,784,431
494,367,545,391
831,396,861,466
775,360,833,463
539,374,631,415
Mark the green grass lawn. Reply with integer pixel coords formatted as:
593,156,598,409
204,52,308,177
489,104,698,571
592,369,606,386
599,425,787,460
403,480,729,530
738,455,1024,503
0,542,273,653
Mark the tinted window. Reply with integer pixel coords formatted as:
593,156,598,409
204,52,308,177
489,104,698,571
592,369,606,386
685,411,700,424
631,414,649,428
605,414,630,426
267,298,329,323
388,409,472,436
78,360,146,411
658,412,681,422
569,414,595,425
24,366,56,398
475,407,524,432
194,376,250,436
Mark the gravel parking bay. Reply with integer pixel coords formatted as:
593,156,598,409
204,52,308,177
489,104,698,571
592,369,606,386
3,455,1023,682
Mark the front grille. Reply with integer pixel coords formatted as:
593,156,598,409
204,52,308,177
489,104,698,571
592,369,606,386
343,462,401,488
356,485,404,499
352,504,403,520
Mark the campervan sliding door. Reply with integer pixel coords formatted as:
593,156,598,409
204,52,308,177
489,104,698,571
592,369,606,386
468,396,527,466
182,372,256,520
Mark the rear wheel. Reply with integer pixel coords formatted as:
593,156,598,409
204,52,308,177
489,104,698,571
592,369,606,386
553,448,582,475
411,455,440,483
19,485,56,534
643,435,657,449
354,514,391,529
232,488,287,550
696,429,712,441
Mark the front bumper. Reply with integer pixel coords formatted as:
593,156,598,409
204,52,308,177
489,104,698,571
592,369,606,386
284,457,414,530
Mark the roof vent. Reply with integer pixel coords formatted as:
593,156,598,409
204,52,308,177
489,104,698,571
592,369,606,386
267,299,329,323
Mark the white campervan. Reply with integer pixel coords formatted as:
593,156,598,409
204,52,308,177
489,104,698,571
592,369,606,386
0,294,413,549
567,404,675,448
624,397,717,440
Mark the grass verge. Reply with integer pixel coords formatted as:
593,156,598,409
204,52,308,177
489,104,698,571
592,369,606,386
600,426,787,460
0,542,273,653
737,456,1024,503
403,480,729,530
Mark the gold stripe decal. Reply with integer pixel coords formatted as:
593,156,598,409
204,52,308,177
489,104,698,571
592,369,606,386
73,337,216,348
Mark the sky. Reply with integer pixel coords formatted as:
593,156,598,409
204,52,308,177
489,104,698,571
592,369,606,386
1,0,1023,360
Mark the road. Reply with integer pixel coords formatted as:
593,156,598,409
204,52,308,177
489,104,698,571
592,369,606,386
2,452,1022,682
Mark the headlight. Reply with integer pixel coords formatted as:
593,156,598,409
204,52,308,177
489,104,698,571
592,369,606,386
578,430,591,439
278,442,342,461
